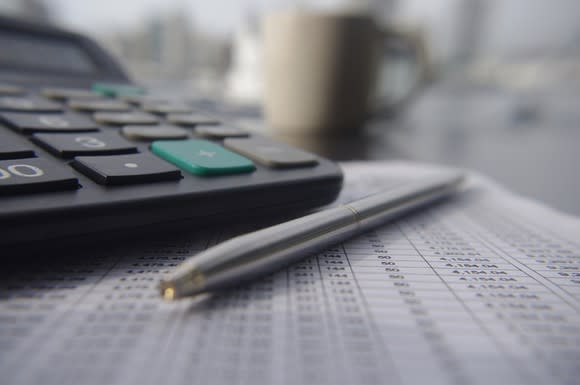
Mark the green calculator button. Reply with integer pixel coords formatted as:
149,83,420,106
91,82,145,97
151,139,255,176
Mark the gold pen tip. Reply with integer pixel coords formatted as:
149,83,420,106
162,286,176,301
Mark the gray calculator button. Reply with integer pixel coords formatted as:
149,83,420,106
68,99,130,112
0,97,62,112
120,95,166,105
167,112,220,126
0,112,99,133
32,132,138,158
42,87,102,100
0,84,24,96
121,125,188,140
224,136,318,168
93,111,160,125
72,153,182,185
195,125,249,138
0,158,78,194
142,102,192,114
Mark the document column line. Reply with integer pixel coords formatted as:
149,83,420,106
340,241,403,385
396,218,535,384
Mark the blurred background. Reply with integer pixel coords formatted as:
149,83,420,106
5,0,580,100
2,0,580,214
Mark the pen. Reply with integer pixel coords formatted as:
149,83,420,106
159,172,465,300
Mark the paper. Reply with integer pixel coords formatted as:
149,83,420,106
1,161,579,385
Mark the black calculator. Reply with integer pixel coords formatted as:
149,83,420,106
0,16,343,246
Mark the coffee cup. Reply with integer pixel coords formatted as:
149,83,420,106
262,9,426,136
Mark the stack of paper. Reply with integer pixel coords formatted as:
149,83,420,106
1,161,578,385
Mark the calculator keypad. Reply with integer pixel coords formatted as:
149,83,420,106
0,81,341,246
0,82,326,194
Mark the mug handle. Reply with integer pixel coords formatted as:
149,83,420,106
371,25,431,117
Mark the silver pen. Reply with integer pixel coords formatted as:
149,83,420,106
160,172,465,300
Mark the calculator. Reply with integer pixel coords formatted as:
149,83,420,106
0,16,343,246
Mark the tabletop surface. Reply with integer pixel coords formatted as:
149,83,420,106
264,83,580,217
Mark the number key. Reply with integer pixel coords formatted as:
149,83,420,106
195,125,249,138
121,125,188,141
166,112,220,126
0,84,24,96
0,96,62,112
0,112,98,133
68,99,130,112
142,102,192,114
0,158,78,194
93,111,159,125
32,132,138,158
41,87,102,101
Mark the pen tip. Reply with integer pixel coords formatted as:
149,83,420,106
159,266,205,300
162,287,176,301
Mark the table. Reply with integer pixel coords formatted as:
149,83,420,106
265,84,580,217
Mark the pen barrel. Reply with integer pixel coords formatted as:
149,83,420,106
348,177,461,232
165,173,464,297
172,207,359,294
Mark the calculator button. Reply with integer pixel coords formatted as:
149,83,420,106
72,153,182,185
151,139,255,176
142,102,192,114
166,113,220,126
196,125,249,138
0,97,62,112
0,112,99,133
32,132,138,158
0,84,24,96
121,125,188,141
93,111,159,125
0,134,36,160
120,95,166,105
91,82,146,98
224,136,318,168
68,99,131,112
41,87,102,100
0,158,78,194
